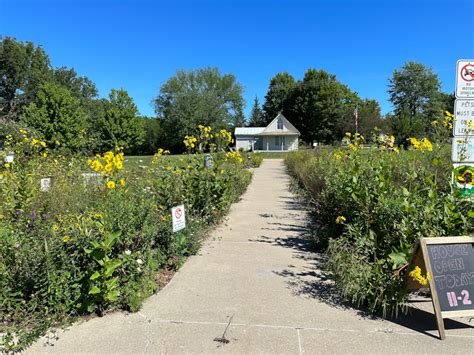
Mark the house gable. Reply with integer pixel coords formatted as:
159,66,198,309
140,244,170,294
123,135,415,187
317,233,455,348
261,113,300,135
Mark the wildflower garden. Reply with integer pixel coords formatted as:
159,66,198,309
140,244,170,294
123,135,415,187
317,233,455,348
0,126,261,351
285,113,474,317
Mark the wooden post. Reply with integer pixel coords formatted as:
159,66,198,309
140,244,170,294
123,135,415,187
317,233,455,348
420,239,446,340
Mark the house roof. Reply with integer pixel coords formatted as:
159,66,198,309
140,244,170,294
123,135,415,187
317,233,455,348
235,127,265,135
235,113,300,136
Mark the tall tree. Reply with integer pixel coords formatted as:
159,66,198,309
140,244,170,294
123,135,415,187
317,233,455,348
262,72,296,122
248,96,265,126
0,37,51,121
388,62,442,135
288,69,356,143
20,82,88,151
51,67,98,101
153,67,244,150
97,89,145,152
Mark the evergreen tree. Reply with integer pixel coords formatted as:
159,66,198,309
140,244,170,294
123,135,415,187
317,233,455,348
248,96,265,126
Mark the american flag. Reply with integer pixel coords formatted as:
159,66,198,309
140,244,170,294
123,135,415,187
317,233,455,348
353,104,359,132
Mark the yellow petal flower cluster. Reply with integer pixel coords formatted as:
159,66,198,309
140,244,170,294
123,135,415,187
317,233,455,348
408,138,433,151
87,149,125,189
409,266,431,286
335,215,346,224
183,135,198,149
225,151,243,164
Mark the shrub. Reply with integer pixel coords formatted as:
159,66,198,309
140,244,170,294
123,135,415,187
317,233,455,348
286,142,473,317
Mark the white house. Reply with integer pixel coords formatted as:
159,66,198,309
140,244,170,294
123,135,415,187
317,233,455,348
234,113,300,152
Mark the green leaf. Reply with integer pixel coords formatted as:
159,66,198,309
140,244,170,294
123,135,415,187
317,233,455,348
89,271,100,280
88,285,101,295
104,259,122,278
468,211,474,218
105,290,120,302
389,252,408,270
104,230,121,250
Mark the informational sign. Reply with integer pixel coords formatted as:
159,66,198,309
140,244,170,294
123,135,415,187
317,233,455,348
40,177,52,192
453,99,474,136
452,164,473,198
456,60,474,98
407,237,474,340
171,204,186,232
452,137,474,162
427,243,474,312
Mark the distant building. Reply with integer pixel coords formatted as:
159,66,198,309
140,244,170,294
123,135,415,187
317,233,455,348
234,113,300,151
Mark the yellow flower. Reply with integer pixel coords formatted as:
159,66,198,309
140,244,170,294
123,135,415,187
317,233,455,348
104,163,113,172
409,266,431,286
115,160,123,170
165,165,171,171
431,120,438,126
106,181,116,189
4,163,10,169
42,152,48,158
52,224,59,232
62,235,71,243
394,147,400,154
120,179,126,187
335,216,346,224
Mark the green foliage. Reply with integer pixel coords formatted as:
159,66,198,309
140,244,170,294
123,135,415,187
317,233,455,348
262,72,296,122
0,130,253,351
286,146,473,317
0,37,51,121
248,96,265,127
153,67,244,151
20,82,88,151
388,61,443,138
97,89,145,152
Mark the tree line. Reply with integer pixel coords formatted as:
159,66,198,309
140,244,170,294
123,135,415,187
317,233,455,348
0,36,454,154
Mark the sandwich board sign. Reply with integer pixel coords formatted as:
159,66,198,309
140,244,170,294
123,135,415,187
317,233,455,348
406,237,474,340
172,204,186,232
456,60,474,98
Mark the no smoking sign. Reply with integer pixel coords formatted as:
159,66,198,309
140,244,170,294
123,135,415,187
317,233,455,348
456,60,474,98
171,204,186,232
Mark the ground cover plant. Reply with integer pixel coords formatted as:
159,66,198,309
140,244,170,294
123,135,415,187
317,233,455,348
0,127,260,351
285,116,474,317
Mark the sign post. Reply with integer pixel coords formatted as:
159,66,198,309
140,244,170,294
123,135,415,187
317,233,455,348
453,60,474,198
408,237,474,340
172,204,186,232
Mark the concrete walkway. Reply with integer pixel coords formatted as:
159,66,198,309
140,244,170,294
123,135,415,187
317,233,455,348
28,160,473,354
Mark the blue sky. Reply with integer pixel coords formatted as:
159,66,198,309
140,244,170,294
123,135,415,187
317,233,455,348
1,0,473,118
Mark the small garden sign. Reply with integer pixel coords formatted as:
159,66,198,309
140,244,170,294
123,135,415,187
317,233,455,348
172,204,186,232
407,237,474,340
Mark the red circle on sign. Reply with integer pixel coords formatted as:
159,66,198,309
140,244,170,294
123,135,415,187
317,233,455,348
460,63,474,82
175,208,182,219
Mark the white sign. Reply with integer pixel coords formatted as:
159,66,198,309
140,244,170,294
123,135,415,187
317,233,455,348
171,204,186,232
40,177,52,192
453,99,474,136
452,137,474,162
456,60,474,98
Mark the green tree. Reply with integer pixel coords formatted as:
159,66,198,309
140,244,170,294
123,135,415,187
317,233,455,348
338,99,385,138
52,66,98,101
248,96,265,126
388,62,442,135
0,37,51,121
20,82,88,151
153,67,244,150
262,72,296,122
288,69,356,143
98,89,145,152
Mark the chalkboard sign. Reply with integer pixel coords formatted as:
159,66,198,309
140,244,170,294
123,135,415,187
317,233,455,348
427,243,474,312
409,237,474,340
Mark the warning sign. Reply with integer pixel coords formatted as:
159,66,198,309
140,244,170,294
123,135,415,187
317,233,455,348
171,204,186,232
453,99,474,136
456,60,474,98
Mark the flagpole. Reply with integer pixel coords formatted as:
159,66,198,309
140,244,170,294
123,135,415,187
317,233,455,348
355,102,359,135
